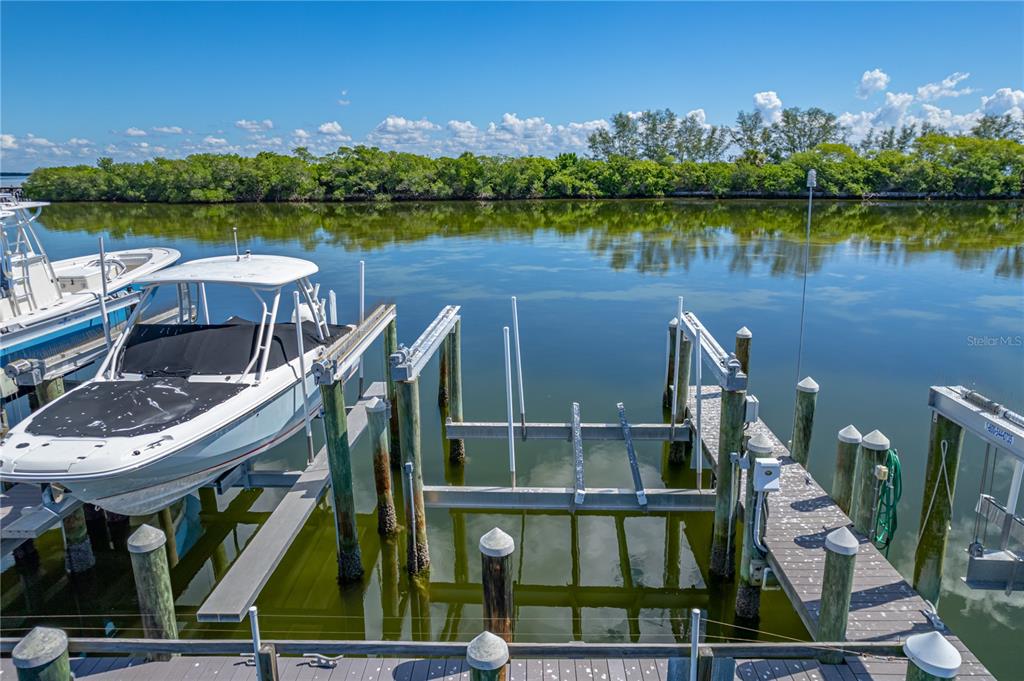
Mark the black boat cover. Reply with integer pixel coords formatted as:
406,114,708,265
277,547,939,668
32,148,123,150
26,378,247,438
119,320,348,377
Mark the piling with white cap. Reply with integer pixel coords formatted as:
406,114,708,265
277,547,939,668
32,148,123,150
710,354,746,579
466,631,510,681
12,626,70,681
832,425,863,515
852,429,890,537
903,631,962,680
790,376,819,467
127,524,178,660
480,527,516,641
817,526,860,663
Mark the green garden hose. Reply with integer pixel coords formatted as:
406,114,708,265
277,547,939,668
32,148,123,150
873,448,902,555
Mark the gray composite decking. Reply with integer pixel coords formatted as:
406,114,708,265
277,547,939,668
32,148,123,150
0,655,923,681
687,386,994,681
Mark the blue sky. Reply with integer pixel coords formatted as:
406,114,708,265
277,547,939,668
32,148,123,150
2,2,1021,169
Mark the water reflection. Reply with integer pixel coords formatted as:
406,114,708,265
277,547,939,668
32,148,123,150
36,200,1024,278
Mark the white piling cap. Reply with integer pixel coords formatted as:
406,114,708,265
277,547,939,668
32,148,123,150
479,527,515,557
736,326,752,339
747,433,774,456
807,169,817,188
366,396,389,413
796,377,819,394
824,526,859,556
466,631,509,670
837,425,862,444
904,631,962,678
12,626,67,669
861,429,890,451
127,523,167,554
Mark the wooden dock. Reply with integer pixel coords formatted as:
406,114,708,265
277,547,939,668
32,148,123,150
0,652,943,681
688,386,995,680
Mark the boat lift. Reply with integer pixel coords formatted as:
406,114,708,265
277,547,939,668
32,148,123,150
929,386,1024,591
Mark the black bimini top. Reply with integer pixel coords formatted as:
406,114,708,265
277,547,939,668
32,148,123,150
26,320,349,438
26,378,246,438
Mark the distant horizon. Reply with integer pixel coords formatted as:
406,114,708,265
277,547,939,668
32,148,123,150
2,2,1021,171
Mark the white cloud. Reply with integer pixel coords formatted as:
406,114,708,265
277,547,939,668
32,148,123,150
318,121,344,135
440,113,606,156
909,104,982,133
25,134,55,147
292,128,311,140
981,87,1024,119
338,89,350,106
916,72,973,101
124,127,147,137
235,119,274,132
753,91,783,123
685,109,709,128
367,116,440,149
1,134,17,149
153,126,184,134
856,68,890,98
203,136,228,146
67,137,92,146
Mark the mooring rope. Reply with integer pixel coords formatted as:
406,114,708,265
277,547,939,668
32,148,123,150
917,440,956,546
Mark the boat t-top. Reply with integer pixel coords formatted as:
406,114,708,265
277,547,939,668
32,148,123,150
0,253,349,515
0,194,180,360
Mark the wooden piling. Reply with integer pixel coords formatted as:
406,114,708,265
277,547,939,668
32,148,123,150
735,433,774,619
903,631,962,681
467,631,509,681
319,379,364,583
12,626,70,681
710,362,745,579
83,504,111,552
438,334,451,409
817,527,859,663
27,377,65,411
664,319,692,464
257,643,280,681
447,320,466,463
851,430,890,537
480,527,515,642
398,378,430,573
158,506,179,567
367,397,398,536
735,327,752,376
790,377,819,467
105,512,130,552
831,425,862,515
127,524,178,660
913,413,964,605
61,507,95,574
384,318,401,468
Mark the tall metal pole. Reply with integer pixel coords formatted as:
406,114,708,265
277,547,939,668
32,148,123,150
669,296,684,437
511,296,526,437
694,326,703,490
97,237,112,349
689,608,700,681
292,291,315,464
503,326,516,487
794,168,816,385
358,260,365,395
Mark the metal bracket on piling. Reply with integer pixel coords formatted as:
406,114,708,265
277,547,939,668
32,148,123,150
679,312,748,392
617,402,647,509
389,305,461,382
571,402,585,509
312,303,397,385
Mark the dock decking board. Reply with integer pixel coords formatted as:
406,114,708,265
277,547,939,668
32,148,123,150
686,387,994,681
196,382,387,623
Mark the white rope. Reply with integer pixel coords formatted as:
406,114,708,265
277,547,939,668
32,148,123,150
918,439,956,544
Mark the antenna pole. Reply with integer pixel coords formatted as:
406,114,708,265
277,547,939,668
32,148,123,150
232,227,240,261
503,326,517,487
795,168,816,385
511,296,526,438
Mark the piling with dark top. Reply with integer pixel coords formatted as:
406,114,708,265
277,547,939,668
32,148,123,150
735,433,774,619
735,327,752,376
257,643,280,681
384,319,401,468
158,506,179,567
83,504,110,552
790,377,819,467
831,425,862,515
480,527,515,641
397,378,430,573
319,379,364,583
12,626,70,681
710,357,745,579
105,512,130,552
447,319,466,463
127,524,178,659
851,429,890,537
817,527,859,663
467,631,509,681
367,397,398,536
913,413,964,605
438,334,451,409
61,507,95,574
664,319,692,464
903,631,962,680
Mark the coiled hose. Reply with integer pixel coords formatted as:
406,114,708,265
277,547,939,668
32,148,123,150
872,448,902,555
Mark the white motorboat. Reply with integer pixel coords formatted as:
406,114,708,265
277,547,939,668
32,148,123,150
0,195,180,366
0,254,349,515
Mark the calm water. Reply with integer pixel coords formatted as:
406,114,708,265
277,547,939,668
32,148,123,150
2,200,1022,677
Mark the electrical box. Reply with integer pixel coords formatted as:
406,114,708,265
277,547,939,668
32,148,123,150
753,458,781,492
744,395,759,424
